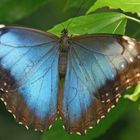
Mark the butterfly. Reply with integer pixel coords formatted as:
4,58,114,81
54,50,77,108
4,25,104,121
0,24,140,135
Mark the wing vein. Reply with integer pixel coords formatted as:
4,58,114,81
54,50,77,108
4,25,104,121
0,40,57,48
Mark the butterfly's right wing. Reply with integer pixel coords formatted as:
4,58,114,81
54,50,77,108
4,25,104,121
60,34,140,134
0,26,59,131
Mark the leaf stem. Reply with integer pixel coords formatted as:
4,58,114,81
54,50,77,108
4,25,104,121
125,15,140,24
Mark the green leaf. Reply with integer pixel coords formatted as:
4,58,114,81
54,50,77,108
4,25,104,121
49,12,127,36
124,84,140,113
0,0,49,22
87,0,140,16
125,84,140,102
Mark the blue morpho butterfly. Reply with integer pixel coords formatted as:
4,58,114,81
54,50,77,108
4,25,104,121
0,23,140,135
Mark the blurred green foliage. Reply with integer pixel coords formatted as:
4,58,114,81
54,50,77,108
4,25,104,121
0,0,140,140
63,0,95,11
0,0,49,22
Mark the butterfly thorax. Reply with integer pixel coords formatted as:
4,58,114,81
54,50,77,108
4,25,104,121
59,29,70,77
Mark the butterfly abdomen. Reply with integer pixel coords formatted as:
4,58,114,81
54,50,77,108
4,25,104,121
59,51,68,77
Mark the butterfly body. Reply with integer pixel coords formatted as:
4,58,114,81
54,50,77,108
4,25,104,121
59,29,70,76
0,25,140,134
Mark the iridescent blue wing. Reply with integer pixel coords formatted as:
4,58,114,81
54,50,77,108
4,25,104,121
0,26,59,131
60,35,140,134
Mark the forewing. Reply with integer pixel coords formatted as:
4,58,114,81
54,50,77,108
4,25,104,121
0,26,59,131
60,35,140,134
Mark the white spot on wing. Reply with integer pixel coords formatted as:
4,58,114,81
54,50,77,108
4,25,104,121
111,105,115,108
0,24,5,29
49,125,52,129
105,93,109,96
126,79,130,83
62,125,65,129
115,87,119,91
106,99,110,103
129,57,134,62
76,132,81,135
136,73,140,77
12,114,16,119
8,110,12,113
19,122,23,125
101,115,105,119
5,90,8,93
84,130,87,134
0,98,4,101
4,101,7,106
137,54,140,59
97,119,100,124
0,88,4,91
25,125,29,130
89,126,93,129
4,82,7,86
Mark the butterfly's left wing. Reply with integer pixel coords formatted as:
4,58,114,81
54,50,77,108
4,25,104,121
59,34,140,134
0,26,59,131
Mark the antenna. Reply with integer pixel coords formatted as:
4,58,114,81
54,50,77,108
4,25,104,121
66,0,85,30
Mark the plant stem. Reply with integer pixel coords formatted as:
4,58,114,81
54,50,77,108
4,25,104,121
126,15,140,24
